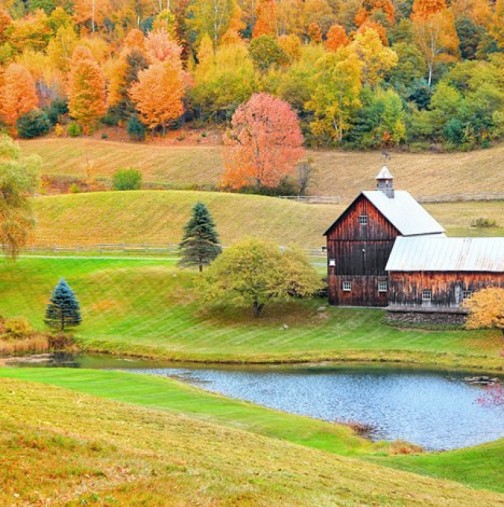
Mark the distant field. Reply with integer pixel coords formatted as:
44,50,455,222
29,191,504,249
1,257,502,369
20,138,504,199
2,377,502,505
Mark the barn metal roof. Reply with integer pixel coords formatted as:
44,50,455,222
376,166,393,180
386,236,504,272
362,191,446,236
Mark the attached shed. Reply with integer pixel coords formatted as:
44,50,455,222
324,167,444,306
386,237,504,308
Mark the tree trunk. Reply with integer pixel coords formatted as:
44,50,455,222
253,301,264,318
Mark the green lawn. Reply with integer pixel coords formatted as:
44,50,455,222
1,368,503,497
1,257,502,370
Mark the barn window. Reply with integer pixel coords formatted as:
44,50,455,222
342,281,352,292
463,290,472,299
378,281,388,292
359,215,368,225
422,290,432,301
329,259,336,267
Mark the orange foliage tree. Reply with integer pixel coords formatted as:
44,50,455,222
355,0,395,26
68,46,106,132
0,8,12,43
463,287,504,338
129,61,184,134
145,29,183,65
222,93,304,189
307,22,322,43
325,24,349,52
411,0,446,19
253,0,277,38
0,64,38,128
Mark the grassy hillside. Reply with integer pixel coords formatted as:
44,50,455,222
30,191,504,249
21,138,504,199
3,377,503,506
1,369,503,498
1,257,502,369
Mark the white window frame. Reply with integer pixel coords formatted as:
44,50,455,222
359,214,368,226
342,281,352,292
378,281,388,293
329,259,336,267
422,289,432,301
462,290,472,300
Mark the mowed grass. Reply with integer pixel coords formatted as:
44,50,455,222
21,137,504,198
30,191,504,250
1,257,502,369
3,378,503,506
1,369,503,497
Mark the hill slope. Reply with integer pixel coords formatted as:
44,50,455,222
30,191,504,249
21,138,504,199
1,375,504,506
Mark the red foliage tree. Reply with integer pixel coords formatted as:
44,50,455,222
222,93,304,189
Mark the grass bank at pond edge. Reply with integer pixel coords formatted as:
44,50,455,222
0,257,503,371
1,368,502,496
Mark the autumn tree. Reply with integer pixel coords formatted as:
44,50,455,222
129,61,184,134
189,0,237,49
0,135,40,260
68,46,106,132
412,10,460,86
249,35,288,71
307,22,322,42
253,0,277,37
490,0,504,49
463,288,504,338
325,24,349,52
0,63,38,128
222,93,304,190
144,28,183,65
307,47,362,143
200,238,322,317
355,0,395,27
411,0,446,20
351,27,398,87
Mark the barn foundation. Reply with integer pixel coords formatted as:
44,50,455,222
385,307,468,327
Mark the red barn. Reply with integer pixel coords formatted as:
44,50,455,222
324,168,504,324
324,167,444,306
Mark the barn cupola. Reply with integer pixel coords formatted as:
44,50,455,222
376,166,394,198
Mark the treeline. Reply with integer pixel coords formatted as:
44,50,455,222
0,0,503,149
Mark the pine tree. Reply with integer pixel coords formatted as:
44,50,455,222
44,278,82,332
178,202,222,272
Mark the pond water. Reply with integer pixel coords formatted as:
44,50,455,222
11,353,504,451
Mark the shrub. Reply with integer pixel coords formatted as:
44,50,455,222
54,123,64,137
3,317,33,339
112,168,142,190
67,122,82,137
16,110,51,139
46,98,69,125
471,217,497,228
48,333,75,350
127,114,146,141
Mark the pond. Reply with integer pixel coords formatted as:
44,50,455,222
10,353,504,451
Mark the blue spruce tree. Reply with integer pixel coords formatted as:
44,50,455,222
178,202,222,272
45,278,82,332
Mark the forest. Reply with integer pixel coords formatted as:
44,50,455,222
0,0,503,151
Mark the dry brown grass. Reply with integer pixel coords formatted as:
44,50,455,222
20,138,504,198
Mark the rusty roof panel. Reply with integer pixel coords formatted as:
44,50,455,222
386,237,504,272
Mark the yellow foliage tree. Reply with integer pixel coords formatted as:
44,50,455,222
463,287,504,338
351,28,397,88
68,46,106,133
0,63,38,128
129,61,184,134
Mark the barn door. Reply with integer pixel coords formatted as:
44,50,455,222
454,284,462,305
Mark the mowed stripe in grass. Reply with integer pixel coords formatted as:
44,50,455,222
20,138,504,199
0,257,502,368
30,191,504,251
3,378,503,506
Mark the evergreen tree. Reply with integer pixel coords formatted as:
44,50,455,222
178,202,222,272
127,114,146,141
44,278,82,332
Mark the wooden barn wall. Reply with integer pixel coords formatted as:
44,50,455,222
326,195,399,306
389,271,504,308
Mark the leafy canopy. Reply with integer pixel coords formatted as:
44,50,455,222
200,237,322,317
463,287,504,337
